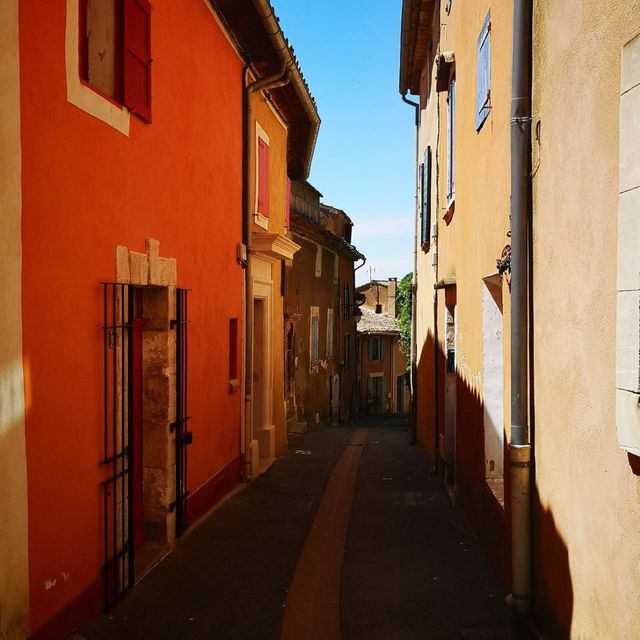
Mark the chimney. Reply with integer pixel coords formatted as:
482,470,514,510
388,278,397,318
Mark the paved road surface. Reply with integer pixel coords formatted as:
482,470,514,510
80,416,530,640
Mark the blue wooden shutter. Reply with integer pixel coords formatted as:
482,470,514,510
476,12,491,130
447,79,455,203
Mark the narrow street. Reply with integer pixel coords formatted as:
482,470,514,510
79,417,527,640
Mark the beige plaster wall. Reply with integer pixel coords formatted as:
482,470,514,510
0,1,30,637
532,3,640,637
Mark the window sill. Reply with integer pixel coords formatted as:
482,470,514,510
444,199,455,224
254,213,269,230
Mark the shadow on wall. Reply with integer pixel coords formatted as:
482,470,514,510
532,492,574,640
416,329,573,637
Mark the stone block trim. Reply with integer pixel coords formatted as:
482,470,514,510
115,238,178,286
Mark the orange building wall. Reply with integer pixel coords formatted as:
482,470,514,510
19,1,243,634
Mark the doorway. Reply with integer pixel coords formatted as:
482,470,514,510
397,375,404,413
367,374,384,413
482,277,504,503
444,299,457,489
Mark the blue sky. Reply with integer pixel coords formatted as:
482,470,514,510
274,0,415,285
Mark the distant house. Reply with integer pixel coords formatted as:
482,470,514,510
356,280,409,414
284,182,364,428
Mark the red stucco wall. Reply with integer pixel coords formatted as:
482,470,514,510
19,1,243,634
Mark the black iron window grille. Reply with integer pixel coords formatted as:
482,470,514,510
171,288,192,537
101,283,134,609
101,285,192,608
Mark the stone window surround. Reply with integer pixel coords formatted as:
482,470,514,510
65,0,130,135
115,238,179,550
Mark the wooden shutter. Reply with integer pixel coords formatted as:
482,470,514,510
258,139,270,217
123,0,152,123
421,147,432,245
476,12,491,130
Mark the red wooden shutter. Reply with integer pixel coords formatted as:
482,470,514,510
123,0,152,123
285,177,291,229
258,139,270,217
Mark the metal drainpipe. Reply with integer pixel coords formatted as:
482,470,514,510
242,65,291,480
508,0,533,615
402,92,419,445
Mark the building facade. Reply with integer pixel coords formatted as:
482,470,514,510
0,1,318,638
356,280,409,415
284,182,363,429
400,0,640,637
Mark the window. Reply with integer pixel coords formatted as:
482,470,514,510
326,309,334,359
80,0,152,122
445,305,456,373
476,12,491,131
229,318,239,390
315,245,322,277
343,283,351,319
447,78,456,206
257,137,270,218
368,337,385,361
310,307,320,365
344,334,350,370
421,146,432,247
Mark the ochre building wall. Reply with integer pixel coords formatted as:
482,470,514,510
19,0,243,634
250,91,289,456
419,0,514,580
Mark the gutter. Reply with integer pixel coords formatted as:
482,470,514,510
402,93,420,447
250,0,321,180
508,0,533,615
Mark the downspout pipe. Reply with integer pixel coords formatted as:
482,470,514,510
508,0,533,615
242,65,291,480
402,92,419,446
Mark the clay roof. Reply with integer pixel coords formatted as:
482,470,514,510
211,0,320,179
291,211,365,262
399,0,437,95
357,308,400,335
